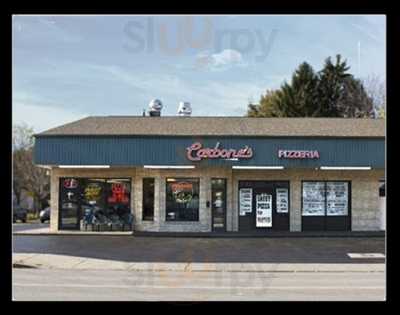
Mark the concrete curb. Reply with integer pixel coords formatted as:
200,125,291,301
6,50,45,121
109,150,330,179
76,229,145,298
13,254,385,273
13,231,134,236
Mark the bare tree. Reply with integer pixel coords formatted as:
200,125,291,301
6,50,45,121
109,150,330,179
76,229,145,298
12,123,50,213
362,74,386,118
12,122,34,151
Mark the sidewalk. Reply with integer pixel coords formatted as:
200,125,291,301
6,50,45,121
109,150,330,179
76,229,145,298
13,253,385,272
13,226,133,236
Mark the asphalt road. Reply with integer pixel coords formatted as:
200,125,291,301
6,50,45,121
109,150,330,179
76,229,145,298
13,232,385,263
12,268,385,301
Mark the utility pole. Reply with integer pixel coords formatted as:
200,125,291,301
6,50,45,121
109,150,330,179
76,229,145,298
358,41,361,77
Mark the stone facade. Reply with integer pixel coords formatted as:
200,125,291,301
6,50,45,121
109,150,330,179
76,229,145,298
50,166,384,233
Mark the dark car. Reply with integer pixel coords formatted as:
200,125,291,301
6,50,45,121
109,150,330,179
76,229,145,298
40,207,50,223
13,203,27,223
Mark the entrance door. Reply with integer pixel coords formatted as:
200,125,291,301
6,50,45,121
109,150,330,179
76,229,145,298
59,178,81,230
211,178,226,232
238,181,290,232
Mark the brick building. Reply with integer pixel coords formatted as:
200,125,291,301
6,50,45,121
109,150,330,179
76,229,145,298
33,116,385,233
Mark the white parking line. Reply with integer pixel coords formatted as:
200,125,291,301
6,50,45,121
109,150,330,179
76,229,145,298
347,253,385,259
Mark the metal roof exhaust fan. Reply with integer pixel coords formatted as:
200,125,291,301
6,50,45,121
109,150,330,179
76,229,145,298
148,99,163,117
177,101,192,116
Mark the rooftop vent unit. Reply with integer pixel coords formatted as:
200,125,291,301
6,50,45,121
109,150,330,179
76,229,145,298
177,101,192,116
148,99,163,117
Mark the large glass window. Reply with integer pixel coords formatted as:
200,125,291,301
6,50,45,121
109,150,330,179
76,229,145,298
59,178,132,231
302,182,326,216
326,182,348,216
166,178,199,221
143,178,155,221
302,181,349,217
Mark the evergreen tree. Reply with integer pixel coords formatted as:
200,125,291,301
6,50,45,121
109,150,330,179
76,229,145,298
275,62,318,117
246,54,375,118
314,55,351,116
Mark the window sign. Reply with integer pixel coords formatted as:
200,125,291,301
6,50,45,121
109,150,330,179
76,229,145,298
256,193,272,227
84,183,102,205
63,178,79,189
276,188,289,213
166,178,199,221
302,182,325,216
239,188,252,216
326,182,348,216
108,183,129,204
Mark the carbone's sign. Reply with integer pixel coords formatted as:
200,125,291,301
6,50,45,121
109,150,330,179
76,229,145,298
186,142,253,161
278,150,320,159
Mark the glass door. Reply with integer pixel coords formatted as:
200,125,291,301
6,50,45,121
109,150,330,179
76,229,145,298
211,178,226,232
59,178,81,230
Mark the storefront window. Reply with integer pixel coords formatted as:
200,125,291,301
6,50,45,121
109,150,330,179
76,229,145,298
302,181,350,217
59,178,132,231
302,182,326,216
143,178,155,221
326,182,348,216
166,178,199,221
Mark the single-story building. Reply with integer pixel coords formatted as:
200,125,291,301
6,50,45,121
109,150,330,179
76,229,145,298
33,115,385,233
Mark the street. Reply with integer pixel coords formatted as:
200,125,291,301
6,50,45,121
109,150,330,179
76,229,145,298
12,226,386,301
13,268,385,301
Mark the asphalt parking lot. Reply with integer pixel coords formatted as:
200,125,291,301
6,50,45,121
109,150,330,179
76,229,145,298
13,225,385,264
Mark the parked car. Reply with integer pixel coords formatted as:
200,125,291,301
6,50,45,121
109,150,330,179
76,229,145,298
13,203,27,223
40,207,51,223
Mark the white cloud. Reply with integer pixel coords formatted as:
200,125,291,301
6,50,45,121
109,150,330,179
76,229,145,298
13,101,88,133
212,49,243,66
195,49,245,70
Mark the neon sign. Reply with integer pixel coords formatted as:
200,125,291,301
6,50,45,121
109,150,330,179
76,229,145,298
278,150,320,159
108,183,129,204
63,178,78,189
186,142,253,161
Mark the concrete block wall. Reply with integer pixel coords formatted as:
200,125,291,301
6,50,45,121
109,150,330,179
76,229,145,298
351,179,382,231
133,166,233,232
50,166,384,232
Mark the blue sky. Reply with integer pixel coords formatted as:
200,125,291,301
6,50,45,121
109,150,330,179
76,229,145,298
12,15,386,132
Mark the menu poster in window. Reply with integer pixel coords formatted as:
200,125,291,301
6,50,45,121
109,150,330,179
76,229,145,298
239,188,252,216
326,182,348,216
276,188,289,213
256,194,272,227
302,182,325,216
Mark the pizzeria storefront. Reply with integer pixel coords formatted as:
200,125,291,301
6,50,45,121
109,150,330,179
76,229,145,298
33,116,385,234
